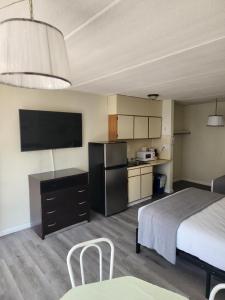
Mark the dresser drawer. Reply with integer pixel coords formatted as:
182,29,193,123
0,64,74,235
41,173,88,193
42,189,70,211
43,210,89,234
43,214,75,234
73,187,88,203
43,208,58,222
43,200,89,221
42,186,88,210
73,199,89,213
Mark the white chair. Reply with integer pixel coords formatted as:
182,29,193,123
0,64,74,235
66,237,114,288
209,284,225,300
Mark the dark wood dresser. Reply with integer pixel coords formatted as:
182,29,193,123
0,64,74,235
29,168,89,239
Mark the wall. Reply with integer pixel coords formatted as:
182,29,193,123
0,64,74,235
127,100,174,193
173,101,225,185
153,100,174,193
173,103,185,181
127,139,152,160
181,101,225,185
0,85,108,236
108,94,162,117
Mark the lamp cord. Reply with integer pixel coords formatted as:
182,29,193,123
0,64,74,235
215,99,218,115
29,0,34,19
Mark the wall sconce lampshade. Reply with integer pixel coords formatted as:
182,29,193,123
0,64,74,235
0,18,71,89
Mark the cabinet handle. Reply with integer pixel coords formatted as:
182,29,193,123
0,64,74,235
78,212,87,217
47,222,56,227
78,189,86,193
47,210,56,214
46,197,55,201
78,201,86,205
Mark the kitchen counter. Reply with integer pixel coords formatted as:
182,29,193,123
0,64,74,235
127,159,170,170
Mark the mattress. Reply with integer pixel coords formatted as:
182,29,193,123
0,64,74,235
138,196,225,271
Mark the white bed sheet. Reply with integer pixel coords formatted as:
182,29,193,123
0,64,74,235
138,197,225,271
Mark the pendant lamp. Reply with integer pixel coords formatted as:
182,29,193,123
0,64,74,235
0,0,71,89
207,99,224,127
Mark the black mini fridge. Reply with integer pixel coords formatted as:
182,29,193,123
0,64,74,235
88,141,128,216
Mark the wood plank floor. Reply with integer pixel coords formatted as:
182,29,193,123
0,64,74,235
0,181,224,300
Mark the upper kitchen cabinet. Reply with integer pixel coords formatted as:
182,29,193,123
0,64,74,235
149,117,162,138
118,115,134,139
108,95,162,141
134,116,148,139
108,94,162,117
109,115,134,140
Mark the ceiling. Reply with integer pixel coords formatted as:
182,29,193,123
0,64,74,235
1,0,225,103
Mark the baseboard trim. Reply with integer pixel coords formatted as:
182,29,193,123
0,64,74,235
128,196,152,207
175,178,211,187
0,223,31,238
173,178,182,183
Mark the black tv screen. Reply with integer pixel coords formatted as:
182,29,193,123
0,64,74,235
19,109,82,151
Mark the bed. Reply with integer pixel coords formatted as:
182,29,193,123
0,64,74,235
136,176,225,298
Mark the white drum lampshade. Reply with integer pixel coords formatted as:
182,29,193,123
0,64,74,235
207,99,224,127
207,115,224,127
0,18,71,89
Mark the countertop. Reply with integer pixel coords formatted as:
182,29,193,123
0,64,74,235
127,159,170,170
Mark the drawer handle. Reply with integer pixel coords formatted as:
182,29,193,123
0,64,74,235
78,213,87,217
78,189,86,193
47,222,56,227
78,201,86,205
46,197,55,201
47,210,56,214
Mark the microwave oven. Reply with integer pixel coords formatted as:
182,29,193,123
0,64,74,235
136,150,156,161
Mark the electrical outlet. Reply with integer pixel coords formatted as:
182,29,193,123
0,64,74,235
162,144,169,151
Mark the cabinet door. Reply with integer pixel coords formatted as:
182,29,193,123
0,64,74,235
149,117,162,138
134,116,148,139
141,173,153,198
128,176,141,203
117,115,134,139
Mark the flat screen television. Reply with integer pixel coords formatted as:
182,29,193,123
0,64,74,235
19,109,82,151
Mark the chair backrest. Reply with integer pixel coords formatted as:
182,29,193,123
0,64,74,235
66,237,114,288
209,284,225,300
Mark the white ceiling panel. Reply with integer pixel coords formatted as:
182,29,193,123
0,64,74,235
71,38,225,99
73,71,225,103
67,0,225,85
145,73,225,99
0,0,225,103
0,0,114,35
34,0,115,36
0,0,28,19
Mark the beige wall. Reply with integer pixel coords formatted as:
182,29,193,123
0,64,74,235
0,85,107,236
108,94,162,117
174,103,185,132
127,100,174,193
182,101,225,185
127,139,152,160
173,104,185,181
174,101,225,185
154,100,174,193
173,136,183,181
